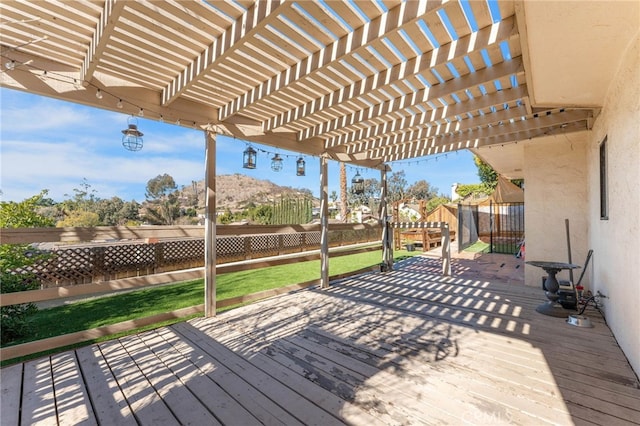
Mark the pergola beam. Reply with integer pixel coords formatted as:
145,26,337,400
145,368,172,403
81,0,126,83
218,0,447,121
376,114,590,162
265,16,518,132
162,0,288,106
311,57,524,144
333,85,528,154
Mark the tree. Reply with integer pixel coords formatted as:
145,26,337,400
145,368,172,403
455,183,490,199
340,163,348,222
56,210,101,227
406,180,438,200
349,177,380,206
118,200,141,225
0,191,54,344
94,197,125,225
146,173,177,200
62,178,98,213
426,196,451,213
387,170,408,202
474,156,498,189
145,174,179,225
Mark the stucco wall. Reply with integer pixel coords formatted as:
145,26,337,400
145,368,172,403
587,32,640,375
523,134,590,289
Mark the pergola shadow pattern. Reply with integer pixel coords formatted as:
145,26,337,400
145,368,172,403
2,255,640,425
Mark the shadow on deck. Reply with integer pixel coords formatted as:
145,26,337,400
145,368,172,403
2,254,639,425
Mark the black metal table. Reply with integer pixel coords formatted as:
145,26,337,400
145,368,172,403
526,261,581,317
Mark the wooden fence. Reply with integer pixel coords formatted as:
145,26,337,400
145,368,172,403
3,224,382,287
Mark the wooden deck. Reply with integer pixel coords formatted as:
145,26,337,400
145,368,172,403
2,255,640,425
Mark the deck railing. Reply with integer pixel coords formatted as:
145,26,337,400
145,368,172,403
4,224,381,287
0,224,383,360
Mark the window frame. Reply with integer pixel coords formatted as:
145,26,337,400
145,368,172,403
599,136,608,220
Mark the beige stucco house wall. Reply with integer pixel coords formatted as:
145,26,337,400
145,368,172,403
522,133,590,288
586,32,640,375
522,33,640,375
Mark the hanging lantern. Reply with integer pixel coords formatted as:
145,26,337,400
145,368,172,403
121,116,143,151
243,145,257,169
351,170,365,194
271,153,283,172
296,157,306,176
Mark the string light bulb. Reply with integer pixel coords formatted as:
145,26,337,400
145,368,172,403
96,89,103,99
138,108,144,117
5,60,15,70
116,99,123,109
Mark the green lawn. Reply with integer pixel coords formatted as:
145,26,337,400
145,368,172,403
9,249,419,347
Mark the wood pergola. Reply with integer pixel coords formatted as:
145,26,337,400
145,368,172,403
0,0,597,315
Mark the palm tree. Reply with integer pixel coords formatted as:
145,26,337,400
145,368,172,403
340,162,347,222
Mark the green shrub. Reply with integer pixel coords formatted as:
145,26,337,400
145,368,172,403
1,191,54,344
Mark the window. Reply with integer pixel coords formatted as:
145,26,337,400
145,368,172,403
599,136,608,220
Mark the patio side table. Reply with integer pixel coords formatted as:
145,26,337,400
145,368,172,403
526,261,581,317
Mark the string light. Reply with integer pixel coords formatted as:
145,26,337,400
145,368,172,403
2,54,212,129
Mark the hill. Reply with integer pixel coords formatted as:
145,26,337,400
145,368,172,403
180,174,316,212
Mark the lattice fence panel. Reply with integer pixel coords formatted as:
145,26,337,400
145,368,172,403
282,233,303,248
8,228,381,288
306,232,321,245
103,244,156,279
161,239,204,270
250,234,281,258
18,248,96,288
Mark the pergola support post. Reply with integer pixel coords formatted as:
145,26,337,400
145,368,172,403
380,166,393,271
441,223,452,276
320,155,330,288
204,130,217,316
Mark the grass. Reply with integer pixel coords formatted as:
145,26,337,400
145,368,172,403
462,240,519,255
462,240,491,253
7,249,420,349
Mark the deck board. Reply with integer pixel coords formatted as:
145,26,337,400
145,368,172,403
50,352,96,425
2,255,640,425
0,363,22,425
21,357,56,426
74,345,137,426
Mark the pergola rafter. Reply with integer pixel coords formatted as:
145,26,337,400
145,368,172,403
0,0,597,168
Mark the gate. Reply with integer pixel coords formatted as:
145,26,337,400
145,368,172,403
489,202,525,254
457,204,479,252
458,202,525,254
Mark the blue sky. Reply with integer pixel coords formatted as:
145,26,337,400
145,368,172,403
0,88,481,203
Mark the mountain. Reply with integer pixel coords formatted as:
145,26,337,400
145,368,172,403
179,174,316,212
